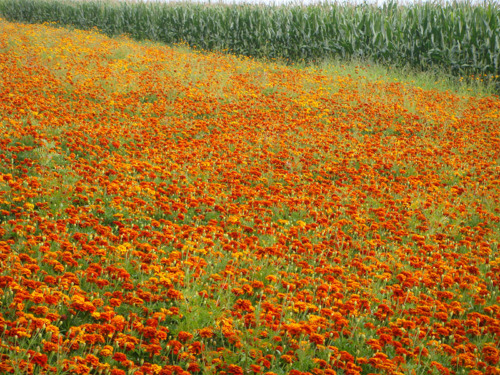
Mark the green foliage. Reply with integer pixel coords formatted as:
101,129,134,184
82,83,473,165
0,0,498,84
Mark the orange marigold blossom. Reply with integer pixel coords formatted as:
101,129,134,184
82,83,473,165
198,327,214,338
177,331,194,342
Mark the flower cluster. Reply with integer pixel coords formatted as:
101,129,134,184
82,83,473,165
0,19,499,375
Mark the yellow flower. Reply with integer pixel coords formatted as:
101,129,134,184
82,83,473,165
151,364,162,374
228,216,240,224
24,202,35,211
99,345,114,357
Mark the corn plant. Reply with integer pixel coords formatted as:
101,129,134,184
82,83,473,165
0,0,498,81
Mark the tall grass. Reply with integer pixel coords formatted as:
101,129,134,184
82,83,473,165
0,0,498,80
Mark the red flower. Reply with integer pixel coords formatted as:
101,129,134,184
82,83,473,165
250,365,261,373
31,353,48,368
112,352,127,362
309,333,324,345
483,344,500,365
177,331,194,343
227,365,244,375
187,362,201,372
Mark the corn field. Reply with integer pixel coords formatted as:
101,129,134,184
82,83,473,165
0,0,499,79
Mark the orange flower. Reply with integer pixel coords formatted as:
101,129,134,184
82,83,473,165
112,352,127,362
30,352,48,368
198,327,214,338
43,341,59,352
187,362,201,372
227,365,244,375
177,331,194,343
250,365,261,373
309,333,325,345
483,344,499,365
